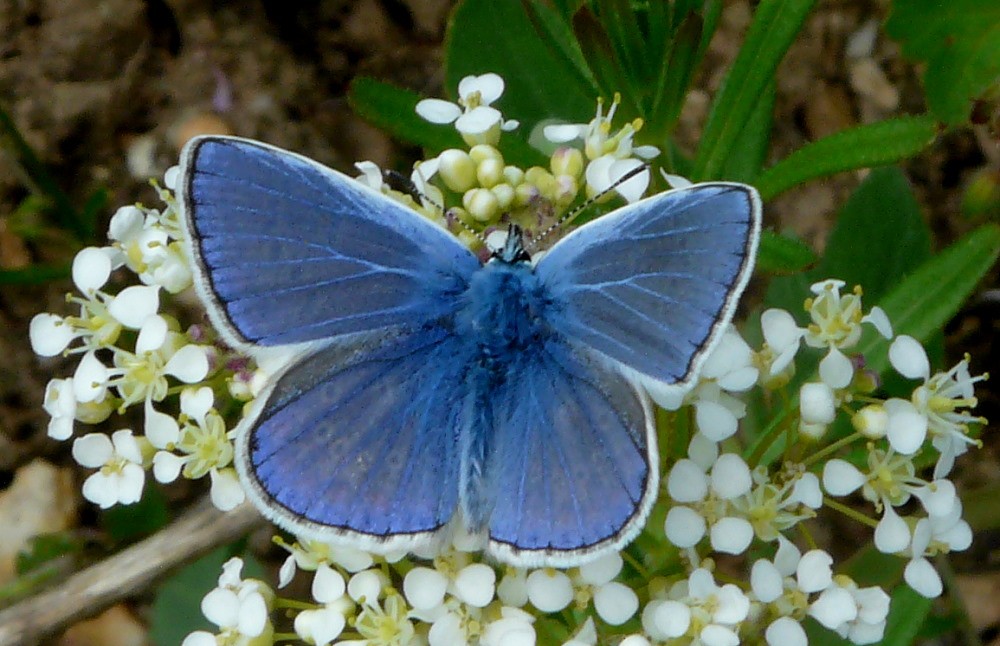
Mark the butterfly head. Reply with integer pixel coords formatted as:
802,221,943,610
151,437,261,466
493,224,532,265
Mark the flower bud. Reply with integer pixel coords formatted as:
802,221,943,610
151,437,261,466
491,183,515,210
550,147,584,178
437,149,476,193
469,144,503,166
477,158,505,188
463,188,500,222
503,165,524,186
853,404,888,438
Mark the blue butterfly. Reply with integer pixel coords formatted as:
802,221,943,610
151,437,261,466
179,136,761,567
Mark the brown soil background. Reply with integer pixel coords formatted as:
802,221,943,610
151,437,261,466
0,0,997,644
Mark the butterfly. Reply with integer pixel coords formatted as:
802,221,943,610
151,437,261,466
179,136,761,567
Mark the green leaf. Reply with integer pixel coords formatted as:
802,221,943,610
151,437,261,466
650,1,722,134
445,0,597,130
0,263,71,285
880,586,935,646
755,116,939,200
151,549,228,645
858,224,1000,378
15,532,83,575
348,77,466,152
101,485,171,543
756,230,818,275
817,167,932,303
573,8,641,117
886,0,1000,125
765,167,933,313
720,79,775,182
692,0,816,180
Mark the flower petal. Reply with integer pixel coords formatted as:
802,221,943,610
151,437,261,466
415,98,461,124
888,335,929,380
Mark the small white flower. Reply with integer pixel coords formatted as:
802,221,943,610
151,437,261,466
192,557,273,644
71,247,114,294
886,336,985,475
800,280,893,388
294,564,350,646
664,453,754,553
72,430,147,508
543,94,658,203
415,73,518,145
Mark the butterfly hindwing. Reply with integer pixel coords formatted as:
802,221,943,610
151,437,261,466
535,182,760,391
236,327,472,549
180,136,480,350
483,339,656,566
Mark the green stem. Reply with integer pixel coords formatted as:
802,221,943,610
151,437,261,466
802,432,863,468
823,496,877,529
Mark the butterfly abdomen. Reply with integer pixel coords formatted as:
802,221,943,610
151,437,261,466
455,260,558,532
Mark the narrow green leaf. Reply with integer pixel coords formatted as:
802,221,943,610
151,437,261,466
597,0,645,87
858,224,1000,377
521,0,598,94
0,263,71,285
756,230,818,275
755,116,939,200
0,105,91,241
651,12,705,132
692,0,816,180
721,79,775,182
573,8,642,117
446,0,597,129
886,0,1000,125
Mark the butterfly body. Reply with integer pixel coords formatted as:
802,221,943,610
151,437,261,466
179,136,761,566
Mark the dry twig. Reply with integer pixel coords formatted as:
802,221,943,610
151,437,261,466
0,498,264,645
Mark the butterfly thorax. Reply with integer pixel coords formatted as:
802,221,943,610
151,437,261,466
455,261,551,364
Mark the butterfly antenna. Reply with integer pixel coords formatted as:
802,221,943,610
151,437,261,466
528,163,649,252
382,168,489,246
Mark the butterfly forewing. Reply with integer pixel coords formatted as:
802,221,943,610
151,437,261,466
180,137,479,350
535,183,760,391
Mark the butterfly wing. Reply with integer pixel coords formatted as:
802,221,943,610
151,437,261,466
179,136,479,351
237,327,473,549
535,182,760,394
483,339,656,567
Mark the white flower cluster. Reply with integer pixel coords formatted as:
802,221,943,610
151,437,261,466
28,73,986,646
396,75,661,251
30,173,249,512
